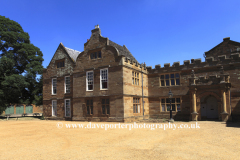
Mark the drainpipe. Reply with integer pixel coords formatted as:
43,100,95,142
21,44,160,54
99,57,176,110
230,88,232,120
142,63,144,119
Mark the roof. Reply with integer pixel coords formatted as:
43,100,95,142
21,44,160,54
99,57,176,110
64,47,81,62
205,38,240,54
109,40,138,63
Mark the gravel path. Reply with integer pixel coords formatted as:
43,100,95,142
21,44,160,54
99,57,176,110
0,121,239,160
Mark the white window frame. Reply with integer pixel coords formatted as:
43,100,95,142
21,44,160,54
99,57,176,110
86,71,94,91
65,76,70,93
100,68,108,90
52,78,57,95
65,99,71,117
52,100,57,116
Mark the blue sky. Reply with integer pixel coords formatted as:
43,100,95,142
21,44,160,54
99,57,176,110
1,0,240,68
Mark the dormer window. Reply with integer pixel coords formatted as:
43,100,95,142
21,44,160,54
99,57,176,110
90,51,101,59
57,60,65,68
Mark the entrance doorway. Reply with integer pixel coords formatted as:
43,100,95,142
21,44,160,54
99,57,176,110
201,96,218,119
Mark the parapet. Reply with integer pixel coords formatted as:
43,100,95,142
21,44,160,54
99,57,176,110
146,53,240,73
121,56,147,72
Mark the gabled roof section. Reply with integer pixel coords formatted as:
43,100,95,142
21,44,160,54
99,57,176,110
205,37,240,55
109,40,139,63
64,46,81,62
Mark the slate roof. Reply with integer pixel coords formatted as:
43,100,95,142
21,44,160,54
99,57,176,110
64,47,81,62
109,40,138,63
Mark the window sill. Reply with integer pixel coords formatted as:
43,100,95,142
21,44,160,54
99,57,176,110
51,94,57,96
159,85,181,87
86,90,93,92
64,92,71,94
100,89,108,91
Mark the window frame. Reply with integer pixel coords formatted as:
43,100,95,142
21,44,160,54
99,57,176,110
52,100,57,116
65,99,71,117
90,51,102,60
102,98,110,115
132,71,139,86
100,68,108,90
86,71,94,91
65,76,70,94
160,97,181,112
133,98,141,113
159,73,180,87
52,78,57,95
86,99,93,115
56,60,65,68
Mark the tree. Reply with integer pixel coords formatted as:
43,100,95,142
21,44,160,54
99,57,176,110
0,15,43,113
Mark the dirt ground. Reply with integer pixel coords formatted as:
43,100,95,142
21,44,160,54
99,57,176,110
0,120,239,160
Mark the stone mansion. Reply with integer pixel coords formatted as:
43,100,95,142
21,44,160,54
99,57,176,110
43,25,240,122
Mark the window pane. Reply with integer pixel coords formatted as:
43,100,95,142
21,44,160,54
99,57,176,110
176,79,180,85
101,69,108,89
87,106,90,114
107,105,110,114
177,104,181,111
133,105,135,113
106,99,109,104
102,99,105,104
135,78,136,85
171,74,174,78
162,105,165,111
135,72,136,77
160,75,164,79
132,71,134,77
161,80,164,86
137,73,139,78
65,100,70,117
172,104,176,111
98,51,101,58
165,74,169,79
167,105,170,111
95,52,97,59
137,79,139,85
132,78,134,84
91,53,94,59
166,98,170,103
62,61,64,67
65,77,70,93
52,79,57,94
91,106,93,114
102,81,107,89
176,98,180,103
172,98,175,103
102,106,105,114
88,85,93,90
57,62,60,68
87,100,89,105
133,98,135,103
175,73,179,78
161,99,165,103
171,79,175,86
52,101,57,116
138,98,139,103
90,100,93,105
166,80,169,86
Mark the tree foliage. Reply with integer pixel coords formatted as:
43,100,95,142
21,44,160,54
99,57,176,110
0,15,43,113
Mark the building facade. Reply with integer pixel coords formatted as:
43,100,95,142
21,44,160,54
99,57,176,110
43,26,240,122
